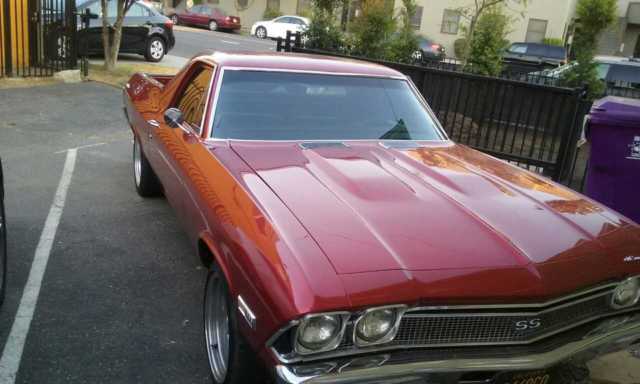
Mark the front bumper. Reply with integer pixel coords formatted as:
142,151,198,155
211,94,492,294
276,314,640,383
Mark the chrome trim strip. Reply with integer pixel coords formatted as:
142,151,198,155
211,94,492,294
275,315,640,384
238,295,257,330
407,282,618,312
404,289,612,318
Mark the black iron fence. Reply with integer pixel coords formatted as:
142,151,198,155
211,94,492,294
1,0,78,77
278,32,591,190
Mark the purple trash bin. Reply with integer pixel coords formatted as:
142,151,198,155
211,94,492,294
584,96,640,224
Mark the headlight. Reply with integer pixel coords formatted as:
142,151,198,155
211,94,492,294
354,305,406,346
611,277,640,309
295,313,348,354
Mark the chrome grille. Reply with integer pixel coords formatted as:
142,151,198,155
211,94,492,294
337,286,638,351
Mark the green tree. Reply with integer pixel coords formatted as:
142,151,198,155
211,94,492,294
349,0,396,59
561,0,617,98
304,0,344,50
387,0,420,63
543,37,564,46
464,6,511,76
457,0,527,63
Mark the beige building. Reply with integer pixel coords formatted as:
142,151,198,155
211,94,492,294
400,0,577,56
167,0,639,59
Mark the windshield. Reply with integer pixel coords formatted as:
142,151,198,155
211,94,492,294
211,71,444,141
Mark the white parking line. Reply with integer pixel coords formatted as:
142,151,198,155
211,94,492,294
0,149,78,384
220,40,240,45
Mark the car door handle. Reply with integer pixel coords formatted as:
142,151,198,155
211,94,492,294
147,119,160,127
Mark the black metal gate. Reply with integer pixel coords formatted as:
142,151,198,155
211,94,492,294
1,0,77,77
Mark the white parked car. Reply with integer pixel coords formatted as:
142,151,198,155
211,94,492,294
250,15,309,39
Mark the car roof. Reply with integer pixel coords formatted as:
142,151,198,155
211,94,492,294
595,55,640,66
198,52,405,78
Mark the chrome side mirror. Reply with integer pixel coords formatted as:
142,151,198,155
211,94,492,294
164,108,184,128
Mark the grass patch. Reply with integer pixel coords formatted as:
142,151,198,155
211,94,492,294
87,62,178,87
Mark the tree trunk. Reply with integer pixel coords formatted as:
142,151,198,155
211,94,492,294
101,0,127,71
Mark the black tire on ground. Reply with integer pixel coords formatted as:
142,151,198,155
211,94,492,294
133,136,162,197
171,14,179,25
144,36,166,62
255,26,267,39
0,174,6,307
209,20,218,31
204,265,263,384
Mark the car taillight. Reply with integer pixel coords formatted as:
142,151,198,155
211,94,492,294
226,16,231,21
164,19,173,29
431,44,441,50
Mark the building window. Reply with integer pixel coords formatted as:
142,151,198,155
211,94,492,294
526,18,548,43
267,0,280,11
237,0,249,8
411,6,423,29
441,9,460,34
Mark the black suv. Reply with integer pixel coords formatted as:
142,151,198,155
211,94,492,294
77,0,176,62
503,42,567,72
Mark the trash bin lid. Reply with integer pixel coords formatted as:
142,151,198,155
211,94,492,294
589,96,640,128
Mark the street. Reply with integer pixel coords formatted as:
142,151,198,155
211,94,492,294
171,26,276,59
0,83,213,383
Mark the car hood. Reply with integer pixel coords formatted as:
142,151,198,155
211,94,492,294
231,141,640,284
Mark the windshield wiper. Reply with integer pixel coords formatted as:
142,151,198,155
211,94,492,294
379,119,410,140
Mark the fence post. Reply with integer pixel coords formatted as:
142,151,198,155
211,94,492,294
284,30,292,52
294,31,301,49
276,37,282,52
554,87,591,183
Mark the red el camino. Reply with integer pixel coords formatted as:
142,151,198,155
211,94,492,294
123,52,640,384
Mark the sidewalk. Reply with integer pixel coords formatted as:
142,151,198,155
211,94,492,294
589,350,640,384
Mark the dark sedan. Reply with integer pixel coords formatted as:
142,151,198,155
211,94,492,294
412,37,446,63
77,0,175,62
0,157,5,307
171,5,240,32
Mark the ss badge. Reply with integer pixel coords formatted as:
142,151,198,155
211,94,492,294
514,318,542,331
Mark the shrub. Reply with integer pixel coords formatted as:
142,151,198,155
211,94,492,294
349,0,396,59
542,37,564,46
464,6,510,76
263,7,282,19
304,0,344,50
387,0,420,63
560,0,617,99
454,38,467,59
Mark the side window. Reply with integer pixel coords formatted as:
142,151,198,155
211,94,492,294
175,66,214,132
274,16,287,23
127,4,148,17
509,44,527,54
190,5,201,13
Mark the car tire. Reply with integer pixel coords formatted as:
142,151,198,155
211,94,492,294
204,265,262,384
0,174,6,307
144,36,166,62
133,136,162,198
255,26,267,39
208,20,218,31
171,14,179,25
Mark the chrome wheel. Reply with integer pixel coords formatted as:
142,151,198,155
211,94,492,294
133,138,142,188
256,26,266,39
205,272,230,382
209,21,218,31
149,40,164,60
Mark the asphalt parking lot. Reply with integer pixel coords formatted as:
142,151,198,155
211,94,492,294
0,83,211,383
